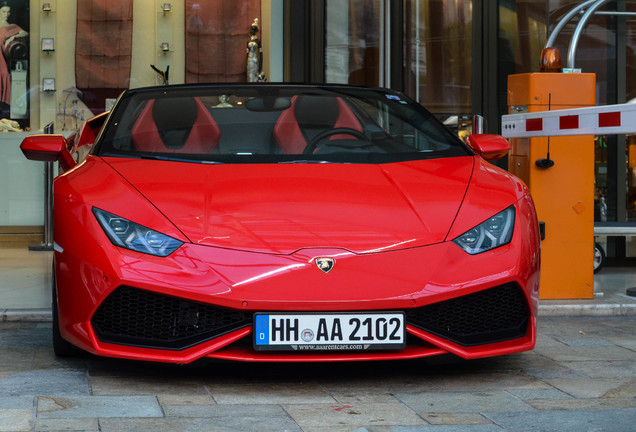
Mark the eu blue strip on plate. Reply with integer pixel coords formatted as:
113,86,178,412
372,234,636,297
255,314,269,345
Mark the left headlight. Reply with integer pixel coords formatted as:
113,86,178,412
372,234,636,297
93,208,183,257
453,206,515,255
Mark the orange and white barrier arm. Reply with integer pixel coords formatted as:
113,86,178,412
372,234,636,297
501,102,636,138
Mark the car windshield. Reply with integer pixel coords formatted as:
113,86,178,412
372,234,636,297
95,84,471,164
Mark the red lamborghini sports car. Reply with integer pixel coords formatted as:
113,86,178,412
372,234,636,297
21,84,540,364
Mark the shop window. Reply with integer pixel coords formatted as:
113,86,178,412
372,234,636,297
185,0,261,83
325,0,382,86
628,136,636,221
498,0,547,137
595,135,610,221
499,1,546,78
404,0,473,126
625,4,636,222
76,0,133,114
1,0,29,127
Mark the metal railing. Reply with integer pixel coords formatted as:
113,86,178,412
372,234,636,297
546,0,636,69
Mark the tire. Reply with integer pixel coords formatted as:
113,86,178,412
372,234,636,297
594,242,605,274
52,264,82,357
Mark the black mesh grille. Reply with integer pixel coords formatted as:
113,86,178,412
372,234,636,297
91,286,250,350
405,283,530,346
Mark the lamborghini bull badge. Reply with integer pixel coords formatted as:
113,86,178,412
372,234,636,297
315,257,335,273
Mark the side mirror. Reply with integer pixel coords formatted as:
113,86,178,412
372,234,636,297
20,134,77,171
466,134,510,161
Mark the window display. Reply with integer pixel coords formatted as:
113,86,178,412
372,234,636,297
75,0,133,114
185,0,261,83
0,0,28,125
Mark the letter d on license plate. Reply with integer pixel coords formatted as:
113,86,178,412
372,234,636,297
253,312,405,351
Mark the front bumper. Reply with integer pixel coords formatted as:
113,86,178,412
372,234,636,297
87,282,534,363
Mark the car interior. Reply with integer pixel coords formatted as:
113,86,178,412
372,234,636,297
128,94,368,156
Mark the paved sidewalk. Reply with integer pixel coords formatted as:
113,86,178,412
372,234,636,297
0,317,635,431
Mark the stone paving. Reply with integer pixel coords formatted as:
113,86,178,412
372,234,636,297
0,317,635,431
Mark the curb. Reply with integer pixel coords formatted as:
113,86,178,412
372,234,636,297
538,303,636,317
2,304,636,323
1,309,52,322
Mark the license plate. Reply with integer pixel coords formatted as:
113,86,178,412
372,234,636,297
253,312,406,351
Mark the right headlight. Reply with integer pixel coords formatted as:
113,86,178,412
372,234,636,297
453,206,515,255
93,208,183,257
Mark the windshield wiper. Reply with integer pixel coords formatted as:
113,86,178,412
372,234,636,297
278,160,334,164
139,155,224,164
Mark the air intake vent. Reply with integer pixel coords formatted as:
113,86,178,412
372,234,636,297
91,286,250,350
405,283,530,346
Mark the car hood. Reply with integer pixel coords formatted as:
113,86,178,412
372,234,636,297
104,157,475,254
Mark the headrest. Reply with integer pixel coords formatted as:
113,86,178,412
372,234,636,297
294,96,339,128
151,97,197,149
152,97,198,132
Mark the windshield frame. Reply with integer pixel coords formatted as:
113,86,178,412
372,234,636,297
92,83,473,164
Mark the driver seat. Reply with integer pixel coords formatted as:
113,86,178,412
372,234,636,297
272,95,363,154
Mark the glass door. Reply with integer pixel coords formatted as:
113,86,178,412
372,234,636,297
324,0,473,138
324,0,385,87
403,0,473,136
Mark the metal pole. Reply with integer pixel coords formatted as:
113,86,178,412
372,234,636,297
594,11,636,16
28,122,55,252
43,160,53,246
473,115,485,134
545,0,597,49
568,0,611,69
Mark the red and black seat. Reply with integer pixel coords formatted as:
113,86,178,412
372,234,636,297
272,95,363,154
131,97,220,153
